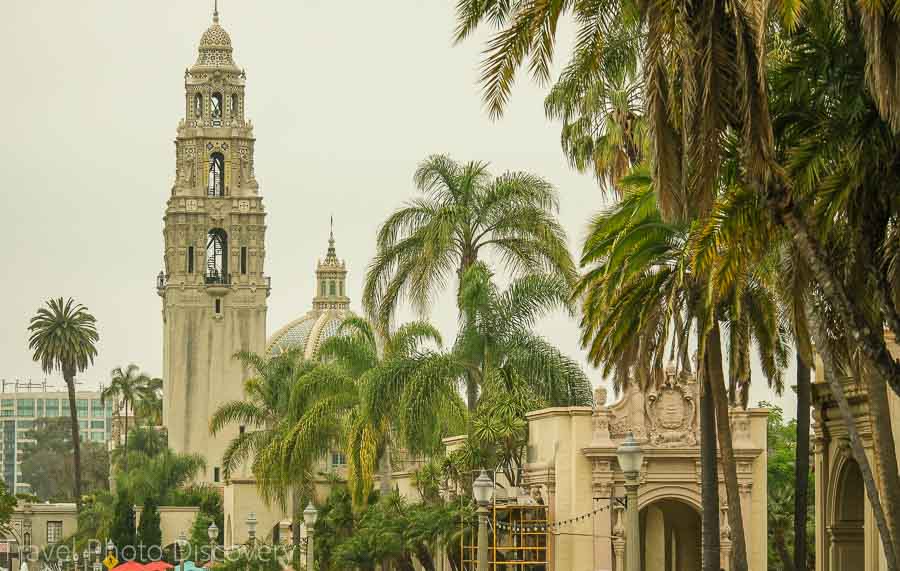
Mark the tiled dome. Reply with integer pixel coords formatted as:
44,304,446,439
200,23,232,48
195,13,236,68
266,309,352,360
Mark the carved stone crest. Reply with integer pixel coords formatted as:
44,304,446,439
646,369,697,447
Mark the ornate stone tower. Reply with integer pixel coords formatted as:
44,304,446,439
313,221,350,312
158,7,268,485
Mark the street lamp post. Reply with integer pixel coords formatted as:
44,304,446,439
207,521,219,566
616,432,645,571
246,512,258,548
82,549,89,571
92,543,101,571
472,469,494,571
176,532,188,571
303,503,318,570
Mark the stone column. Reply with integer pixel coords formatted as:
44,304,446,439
593,480,615,570
612,506,626,571
738,480,753,567
720,505,732,571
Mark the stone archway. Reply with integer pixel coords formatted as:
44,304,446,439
829,457,864,570
640,499,701,571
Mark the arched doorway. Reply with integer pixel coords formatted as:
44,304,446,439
830,458,864,570
640,499,701,571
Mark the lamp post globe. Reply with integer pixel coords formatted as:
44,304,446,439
472,469,493,571
473,470,493,506
616,432,644,571
106,540,114,554
207,522,219,565
303,503,318,571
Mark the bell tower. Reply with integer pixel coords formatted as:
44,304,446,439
158,6,268,485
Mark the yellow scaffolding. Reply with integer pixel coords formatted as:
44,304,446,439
461,502,550,570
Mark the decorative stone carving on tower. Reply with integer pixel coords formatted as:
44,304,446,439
159,6,269,485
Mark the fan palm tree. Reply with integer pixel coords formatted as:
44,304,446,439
364,154,576,410
102,364,159,471
28,297,99,511
133,376,163,427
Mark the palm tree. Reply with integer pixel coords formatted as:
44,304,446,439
102,364,158,471
28,297,99,511
210,348,313,544
313,317,465,507
455,262,593,409
577,173,788,571
364,154,576,410
133,376,163,426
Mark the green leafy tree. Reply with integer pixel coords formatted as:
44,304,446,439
109,488,137,552
137,496,162,558
364,154,576,410
20,417,109,501
0,482,17,532
28,297,99,511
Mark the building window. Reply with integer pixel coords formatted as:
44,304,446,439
207,152,225,197
211,93,223,125
45,400,59,417
16,400,34,417
187,246,195,274
91,400,103,416
194,93,202,118
239,425,245,435
23,533,30,548
240,246,248,274
91,421,105,429
46,521,62,545
215,299,222,314
206,229,228,284
320,280,326,296
213,467,221,483
331,451,347,468
329,281,336,296
76,400,88,417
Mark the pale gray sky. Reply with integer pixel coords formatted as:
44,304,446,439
0,1,794,414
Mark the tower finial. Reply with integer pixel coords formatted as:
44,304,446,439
213,0,220,24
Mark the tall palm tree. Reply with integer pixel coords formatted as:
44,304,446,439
364,154,576,410
133,376,163,427
28,297,99,511
102,364,157,471
578,173,788,571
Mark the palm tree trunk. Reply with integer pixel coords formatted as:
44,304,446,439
123,399,130,472
706,322,748,571
793,353,811,571
379,439,393,496
774,527,795,571
811,313,900,571
700,352,720,571
767,189,900,397
64,371,83,512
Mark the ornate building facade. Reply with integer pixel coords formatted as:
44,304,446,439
522,366,769,571
158,7,269,485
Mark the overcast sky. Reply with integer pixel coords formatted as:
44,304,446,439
0,1,795,414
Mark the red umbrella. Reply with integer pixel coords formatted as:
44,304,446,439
143,562,174,571
113,563,147,571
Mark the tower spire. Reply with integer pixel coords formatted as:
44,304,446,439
213,0,219,24
326,216,337,261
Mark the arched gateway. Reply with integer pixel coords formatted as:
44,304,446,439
523,366,768,570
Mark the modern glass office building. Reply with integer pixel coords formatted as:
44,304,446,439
0,384,112,494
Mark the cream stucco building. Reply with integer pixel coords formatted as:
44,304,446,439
522,366,769,571
812,331,900,571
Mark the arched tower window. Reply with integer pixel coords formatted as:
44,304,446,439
231,94,239,120
208,152,225,197
194,93,203,118
211,93,223,125
206,229,228,284
329,280,336,296
320,280,326,296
